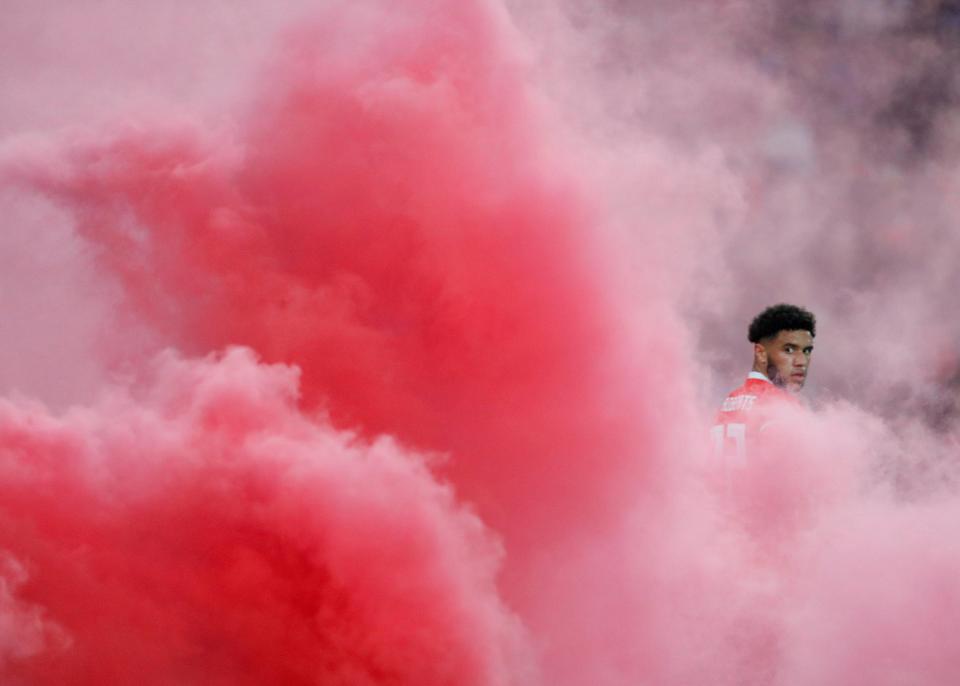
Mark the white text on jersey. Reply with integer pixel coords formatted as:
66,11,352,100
720,394,756,413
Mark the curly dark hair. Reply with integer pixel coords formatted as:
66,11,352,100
748,303,816,343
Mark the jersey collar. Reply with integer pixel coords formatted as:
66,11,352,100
748,371,772,383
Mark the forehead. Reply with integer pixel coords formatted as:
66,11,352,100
771,329,813,347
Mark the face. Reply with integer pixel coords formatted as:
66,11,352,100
757,329,814,392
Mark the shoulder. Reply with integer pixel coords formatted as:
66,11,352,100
719,377,767,406
753,382,799,407
716,380,761,421
719,387,756,413
716,377,791,423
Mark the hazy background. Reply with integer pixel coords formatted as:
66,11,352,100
1,1,959,684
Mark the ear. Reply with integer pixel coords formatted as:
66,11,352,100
753,342,767,367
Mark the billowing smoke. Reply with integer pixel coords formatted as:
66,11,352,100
1,0,959,684
0,348,532,684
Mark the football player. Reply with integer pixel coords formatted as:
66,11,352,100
712,303,815,468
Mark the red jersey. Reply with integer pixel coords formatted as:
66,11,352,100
711,372,796,469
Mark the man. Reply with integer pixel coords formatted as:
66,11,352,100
712,303,815,468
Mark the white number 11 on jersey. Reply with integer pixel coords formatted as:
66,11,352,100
710,423,746,469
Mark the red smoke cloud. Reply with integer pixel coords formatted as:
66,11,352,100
4,0,676,547
2,0,960,684
0,348,530,684
1,0,689,682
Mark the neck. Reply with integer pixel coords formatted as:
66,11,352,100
751,365,785,388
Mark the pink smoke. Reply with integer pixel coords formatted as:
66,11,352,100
2,0,960,684
0,348,531,684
